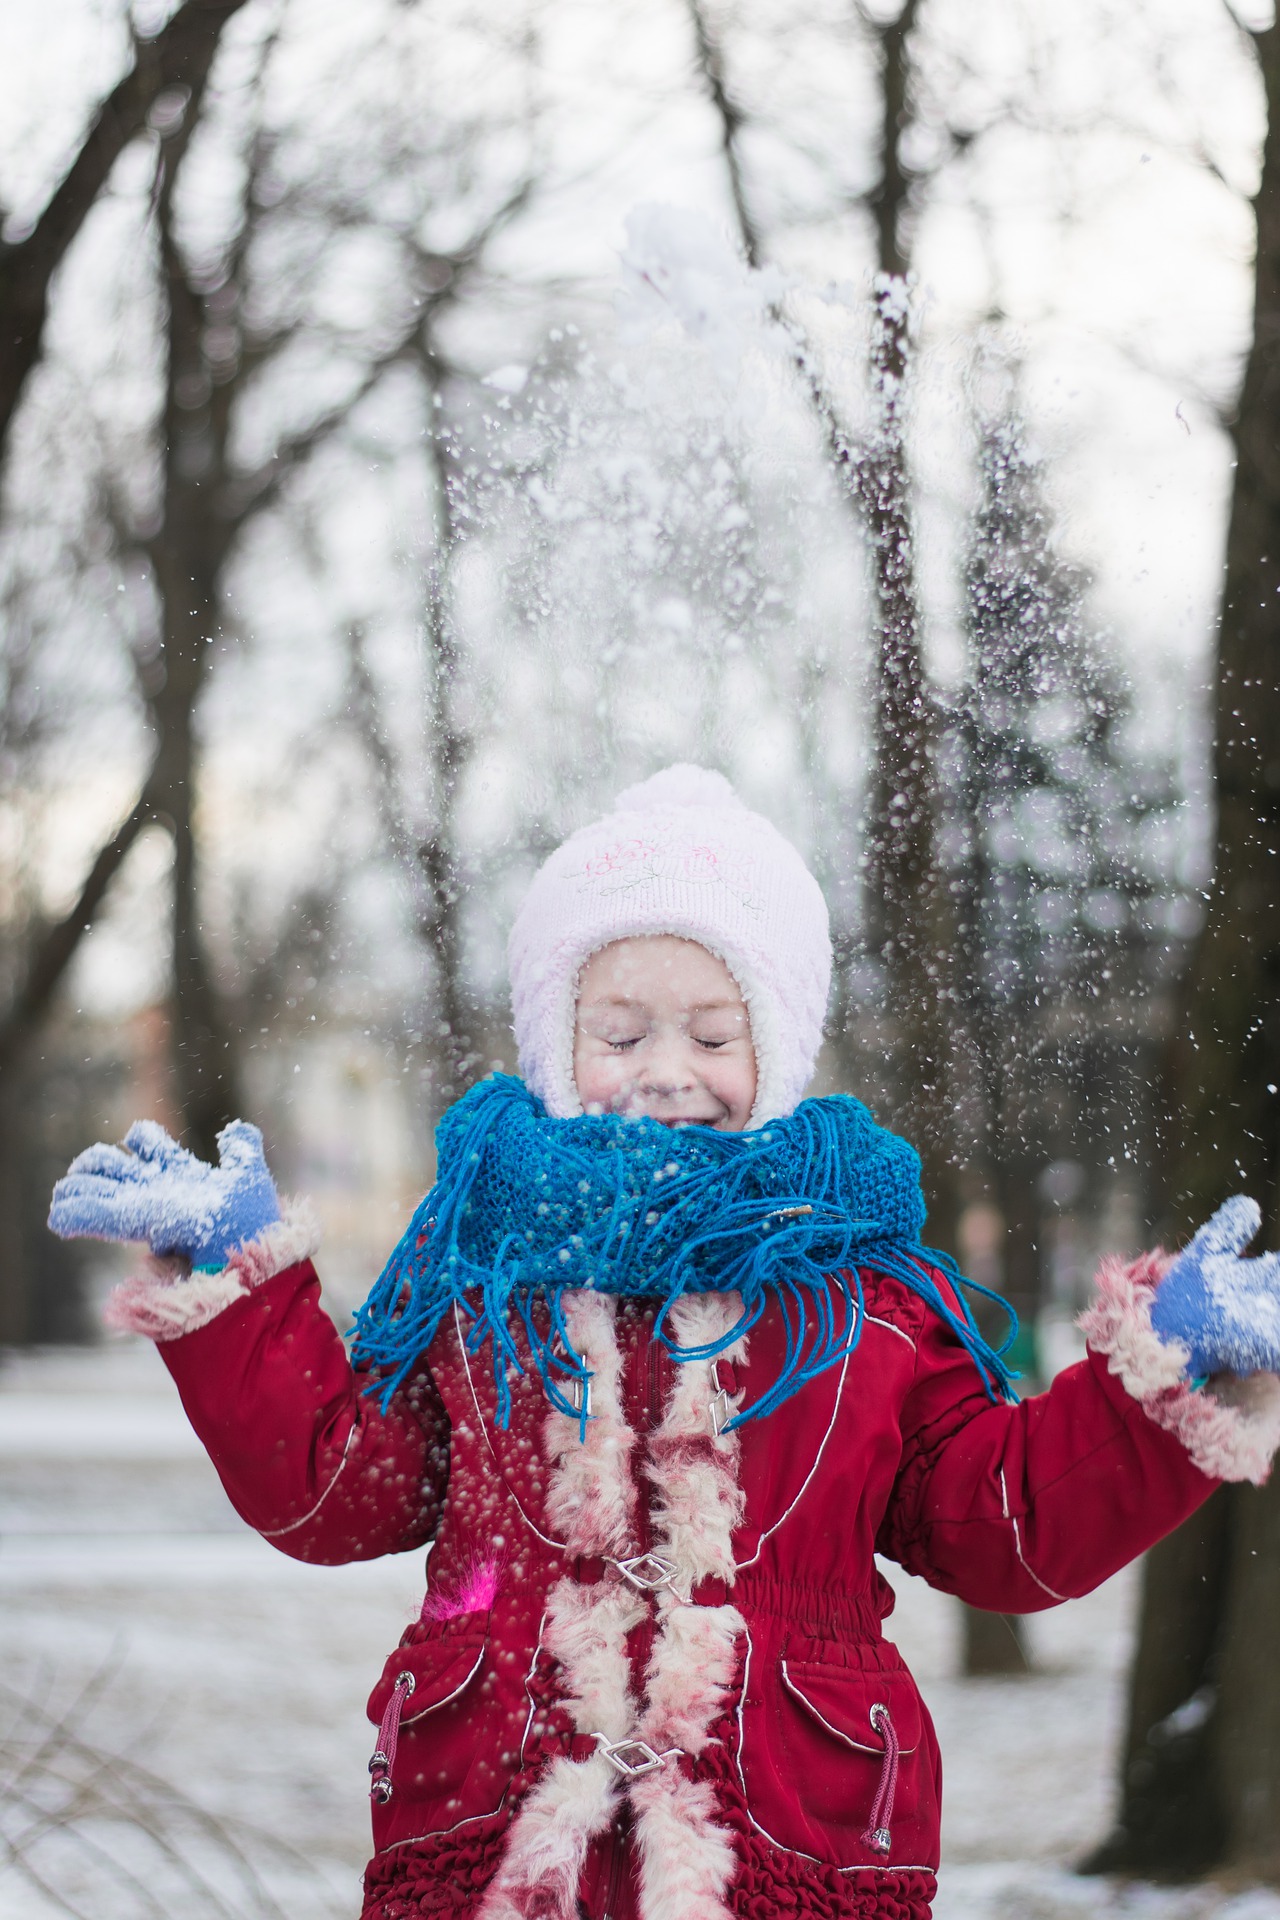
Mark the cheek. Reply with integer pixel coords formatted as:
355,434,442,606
572,1045,629,1108
703,1048,757,1114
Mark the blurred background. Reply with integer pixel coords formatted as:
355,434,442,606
2,0,1279,1912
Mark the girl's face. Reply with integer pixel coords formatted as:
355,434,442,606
572,935,757,1131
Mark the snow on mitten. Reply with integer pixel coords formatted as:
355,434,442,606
1150,1195,1280,1380
49,1119,281,1270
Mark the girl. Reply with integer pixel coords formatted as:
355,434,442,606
50,764,1280,1920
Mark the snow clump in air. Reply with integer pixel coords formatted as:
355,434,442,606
482,364,530,394
616,203,791,386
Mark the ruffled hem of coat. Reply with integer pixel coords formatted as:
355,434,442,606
361,1807,513,1918
359,1803,934,1920
692,1708,935,1920
102,1200,321,1342
1079,1248,1280,1487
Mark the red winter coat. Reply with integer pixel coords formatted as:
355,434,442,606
147,1230,1227,1920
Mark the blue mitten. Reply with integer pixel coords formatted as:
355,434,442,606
48,1119,281,1269
1150,1195,1280,1379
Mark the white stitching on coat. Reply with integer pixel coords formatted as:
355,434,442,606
734,1346,852,1570
779,1660,918,1757
400,1643,487,1725
733,1627,931,1872
455,1303,566,1552
260,1418,358,1538
1000,1468,1069,1602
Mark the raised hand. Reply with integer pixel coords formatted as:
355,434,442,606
1150,1195,1280,1379
49,1119,281,1269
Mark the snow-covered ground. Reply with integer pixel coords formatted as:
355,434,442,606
2,1340,1277,1920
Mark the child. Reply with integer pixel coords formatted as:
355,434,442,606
49,765,1280,1920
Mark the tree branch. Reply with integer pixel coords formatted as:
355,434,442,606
684,0,764,268
221,349,409,529
0,785,162,1078
0,0,253,461
865,0,922,279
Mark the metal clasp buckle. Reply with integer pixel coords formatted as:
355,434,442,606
596,1736,676,1779
709,1386,733,1436
563,1375,591,1417
610,1552,678,1593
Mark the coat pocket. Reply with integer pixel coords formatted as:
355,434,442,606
738,1642,940,1870
365,1610,490,1828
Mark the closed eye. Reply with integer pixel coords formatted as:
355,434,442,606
608,1037,642,1052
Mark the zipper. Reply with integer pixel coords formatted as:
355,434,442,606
647,1333,663,1428
620,1305,665,1699
602,1804,631,1919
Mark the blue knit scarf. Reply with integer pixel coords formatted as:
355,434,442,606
350,1073,1017,1431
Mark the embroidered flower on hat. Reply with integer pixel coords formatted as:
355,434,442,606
577,836,761,907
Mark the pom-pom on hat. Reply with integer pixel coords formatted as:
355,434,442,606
508,765,832,1126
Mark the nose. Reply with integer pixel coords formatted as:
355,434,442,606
637,1031,695,1095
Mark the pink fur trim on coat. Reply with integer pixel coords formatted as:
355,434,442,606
1080,1248,1280,1486
632,1297,746,1920
627,1599,744,1920
102,1200,320,1342
474,1577,639,1920
543,1291,638,1557
480,1288,749,1920
645,1293,747,1590
474,1751,620,1920
632,1766,740,1920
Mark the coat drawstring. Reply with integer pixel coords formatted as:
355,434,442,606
368,1670,416,1804
861,1702,899,1855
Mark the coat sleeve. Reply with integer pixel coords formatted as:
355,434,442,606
876,1250,1280,1612
106,1205,449,1566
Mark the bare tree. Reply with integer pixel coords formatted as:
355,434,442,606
0,0,253,464
141,83,416,1154
682,0,1045,1678
343,390,476,1121
0,15,439,1169
344,224,533,1119
684,0,956,1237
1085,12,1280,1884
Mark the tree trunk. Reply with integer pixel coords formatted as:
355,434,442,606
0,792,155,1082
685,0,956,1241
866,0,920,284
415,408,476,1118
0,1074,30,1345
962,1606,1030,1677
1089,20,1280,1883
992,1152,1040,1363
1080,1494,1229,1876
145,163,244,1161
851,285,957,1254
0,4,251,1328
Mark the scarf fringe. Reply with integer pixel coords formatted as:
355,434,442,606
351,1075,1019,1426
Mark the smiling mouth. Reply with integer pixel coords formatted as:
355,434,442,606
612,1091,727,1125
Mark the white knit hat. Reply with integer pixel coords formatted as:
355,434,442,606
508,765,831,1126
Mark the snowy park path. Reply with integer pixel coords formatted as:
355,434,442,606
2,1341,1277,1920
